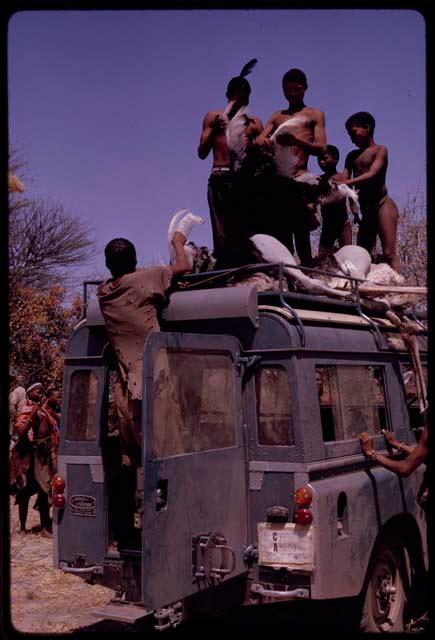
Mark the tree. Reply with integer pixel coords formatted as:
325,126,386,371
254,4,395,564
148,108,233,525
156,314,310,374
396,190,427,287
8,155,93,388
9,284,83,389
9,196,95,290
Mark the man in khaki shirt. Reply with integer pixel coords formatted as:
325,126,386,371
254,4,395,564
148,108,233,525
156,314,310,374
97,232,190,468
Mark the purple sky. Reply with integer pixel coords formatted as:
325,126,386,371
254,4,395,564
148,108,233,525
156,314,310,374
8,9,426,288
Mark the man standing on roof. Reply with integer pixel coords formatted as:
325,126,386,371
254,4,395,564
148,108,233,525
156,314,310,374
198,60,263,268
256,68,327,264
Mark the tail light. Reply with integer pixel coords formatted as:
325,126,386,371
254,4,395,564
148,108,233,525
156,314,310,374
294,508,313,525
294,486,313,525
52,475,66,493
295,487,312,507
51,474,66,509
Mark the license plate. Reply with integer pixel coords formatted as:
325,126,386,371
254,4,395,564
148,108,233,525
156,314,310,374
258,523,315,570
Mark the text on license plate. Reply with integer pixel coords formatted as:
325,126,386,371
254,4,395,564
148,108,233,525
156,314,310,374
258,523,315,570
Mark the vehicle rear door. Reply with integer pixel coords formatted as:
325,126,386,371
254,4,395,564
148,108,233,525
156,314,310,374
141,332,248,611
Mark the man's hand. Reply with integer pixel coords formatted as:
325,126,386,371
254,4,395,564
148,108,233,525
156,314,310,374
275,132,298,146
333,175,347,184
359,432,374,457
381,429,401,450
212,115,227,134
171,231,186,247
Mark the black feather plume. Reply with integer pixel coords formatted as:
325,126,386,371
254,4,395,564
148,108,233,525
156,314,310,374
240,58,258,78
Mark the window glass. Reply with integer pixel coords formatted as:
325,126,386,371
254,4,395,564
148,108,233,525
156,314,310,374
67,370,98,440
316,365,388,442
153,349,237,458
255,367,294,446
400,362,428,430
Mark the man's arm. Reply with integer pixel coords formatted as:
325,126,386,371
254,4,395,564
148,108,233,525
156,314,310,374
256,112,279,147
359,423,428,478
246,117,263,145
341,146,388,187
198,111,226,160
170,231,191,278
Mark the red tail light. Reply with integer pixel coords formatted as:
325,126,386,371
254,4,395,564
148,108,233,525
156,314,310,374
294,508,313,525
52,493,66,509
295,487,313,507
294,485,313,525
52,475,66,493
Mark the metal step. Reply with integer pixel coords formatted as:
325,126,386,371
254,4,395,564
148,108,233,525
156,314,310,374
92,602,150,623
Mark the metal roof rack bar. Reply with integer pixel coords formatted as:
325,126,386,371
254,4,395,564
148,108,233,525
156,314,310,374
353,280,385,350
277,262,306,347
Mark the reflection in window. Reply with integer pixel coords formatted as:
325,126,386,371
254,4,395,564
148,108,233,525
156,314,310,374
255,367,294,446
316,365,388,442
400,362,427,430
67,370,98,441
153,350,237,458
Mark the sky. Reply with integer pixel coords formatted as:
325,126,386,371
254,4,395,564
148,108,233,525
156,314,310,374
8,8,426,289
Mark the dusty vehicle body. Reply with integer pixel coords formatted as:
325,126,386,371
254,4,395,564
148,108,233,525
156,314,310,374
54,270,428,632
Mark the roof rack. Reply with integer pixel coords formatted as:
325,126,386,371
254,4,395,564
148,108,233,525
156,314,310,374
81,263,426,349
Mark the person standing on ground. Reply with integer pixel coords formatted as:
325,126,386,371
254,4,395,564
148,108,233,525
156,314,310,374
338,111,400,272
10,382,57,537
198,60,263,268
9,373,26,444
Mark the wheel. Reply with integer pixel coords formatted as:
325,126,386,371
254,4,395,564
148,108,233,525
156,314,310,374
360,536,411,632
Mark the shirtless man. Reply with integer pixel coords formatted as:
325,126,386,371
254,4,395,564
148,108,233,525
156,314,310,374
317,145,353,257
198,60,263,268
338,111,400,273
257,68,327,264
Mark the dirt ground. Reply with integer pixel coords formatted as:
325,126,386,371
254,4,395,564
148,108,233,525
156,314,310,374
8,495,124,634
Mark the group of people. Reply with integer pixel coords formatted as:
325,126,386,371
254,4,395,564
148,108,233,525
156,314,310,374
9,375,61,538
198,63,400,273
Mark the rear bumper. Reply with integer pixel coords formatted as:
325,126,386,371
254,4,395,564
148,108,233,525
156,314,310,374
251,582,310,602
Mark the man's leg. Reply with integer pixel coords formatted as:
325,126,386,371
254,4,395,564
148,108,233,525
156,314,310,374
37,489,51,534
338,221,353,247
207,173,234,269
378,197,400,272
356,207,378,256
17,489,31,532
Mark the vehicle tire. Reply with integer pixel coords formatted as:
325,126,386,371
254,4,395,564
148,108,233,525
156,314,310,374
360,534,411,632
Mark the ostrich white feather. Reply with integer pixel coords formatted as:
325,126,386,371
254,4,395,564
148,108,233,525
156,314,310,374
336,183,361,221
270,115,307,178
293,171,320,186
250,233,352,299
226,107,249,172
366,263,404,286
168,209,204,265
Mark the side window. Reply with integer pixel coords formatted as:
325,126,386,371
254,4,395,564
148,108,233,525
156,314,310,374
400,362,427,430
153,349,237,458
255,367,294,446
316,365,388,442
66,370,98,441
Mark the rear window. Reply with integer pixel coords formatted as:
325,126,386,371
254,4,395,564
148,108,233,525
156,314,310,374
66,370,98,441
153,349,237,458
316,365,388,442
255,366,294,446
